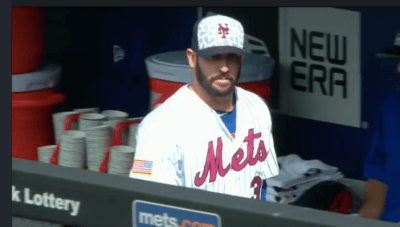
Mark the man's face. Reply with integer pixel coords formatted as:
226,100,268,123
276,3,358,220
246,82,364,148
195,53,242,97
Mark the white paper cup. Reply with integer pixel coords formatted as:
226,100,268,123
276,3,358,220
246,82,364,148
37,145,57,163
108,145,135,176
79,113,106,131
101,110,128,120
85,125,111,172
59,130,86,168
103,119,122,128
62,130,86,139
52,111,79,143
73,108,100,114
110,145,134,153
80,113,106,121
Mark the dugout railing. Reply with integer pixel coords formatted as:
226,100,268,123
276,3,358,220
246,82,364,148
12,158,397,227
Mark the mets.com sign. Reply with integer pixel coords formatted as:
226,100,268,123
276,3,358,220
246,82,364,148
133,200,221,227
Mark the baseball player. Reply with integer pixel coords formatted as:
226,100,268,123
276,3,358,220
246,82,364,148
130,15,279,200
357,31,400,223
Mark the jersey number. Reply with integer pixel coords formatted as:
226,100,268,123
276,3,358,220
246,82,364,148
251,176,267,201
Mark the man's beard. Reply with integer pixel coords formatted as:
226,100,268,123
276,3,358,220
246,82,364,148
195,58,242,97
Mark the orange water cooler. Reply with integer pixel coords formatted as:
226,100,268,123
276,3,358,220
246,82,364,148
145,50,275,110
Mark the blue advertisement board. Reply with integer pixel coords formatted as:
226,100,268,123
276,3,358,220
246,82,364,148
133,200,221,227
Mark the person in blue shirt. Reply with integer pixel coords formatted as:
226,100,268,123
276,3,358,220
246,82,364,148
358,31,400,223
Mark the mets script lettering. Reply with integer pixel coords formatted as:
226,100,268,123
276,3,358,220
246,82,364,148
218,23,229,39
194,129,268,187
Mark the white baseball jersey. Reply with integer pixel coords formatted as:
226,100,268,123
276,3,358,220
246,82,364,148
130,85,279,200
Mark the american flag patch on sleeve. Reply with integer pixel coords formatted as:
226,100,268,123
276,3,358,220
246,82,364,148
131,160,153,176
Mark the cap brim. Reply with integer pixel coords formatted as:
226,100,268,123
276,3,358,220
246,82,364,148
376,46,400,58
197,46,244,58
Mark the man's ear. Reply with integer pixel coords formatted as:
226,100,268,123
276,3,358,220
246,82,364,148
187,48,196,69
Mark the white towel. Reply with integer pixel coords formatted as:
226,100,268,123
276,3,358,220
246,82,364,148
264,172,344,204
266,154,339,188
266,171,344,196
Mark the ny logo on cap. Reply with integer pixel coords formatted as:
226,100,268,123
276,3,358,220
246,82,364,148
218,23,229,39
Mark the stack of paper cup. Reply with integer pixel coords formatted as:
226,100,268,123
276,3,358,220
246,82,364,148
52,111,79,143
37,145,57,163
103,119,122,129
101,110,128,120
73,108,100,114
78,113,106,165
103,119,130,145
78,113,106,131
85,125,112,172
108,145,135,176
59,131,86,168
